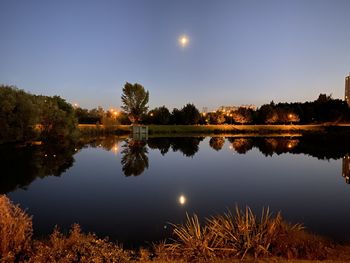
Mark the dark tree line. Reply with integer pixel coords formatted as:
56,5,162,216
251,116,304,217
142,94,349,125
0,85,78,144
255,94,349,124
143,103,202,125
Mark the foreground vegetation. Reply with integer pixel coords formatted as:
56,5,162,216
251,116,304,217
2,195,350,262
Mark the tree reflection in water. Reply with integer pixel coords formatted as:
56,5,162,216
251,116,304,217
147,137,204,157
0,141,79,194
228,138,254,154
121,139,149,176
209,137,225,151
147,137,171,155
4,134,350,193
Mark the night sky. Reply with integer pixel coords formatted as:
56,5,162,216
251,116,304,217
1,0,350,110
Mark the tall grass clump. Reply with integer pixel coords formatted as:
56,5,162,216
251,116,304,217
29,224,129,263
164,206,331,261
0,195,33,262
168,213,216,262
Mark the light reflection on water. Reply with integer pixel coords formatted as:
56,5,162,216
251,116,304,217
3,135,350,246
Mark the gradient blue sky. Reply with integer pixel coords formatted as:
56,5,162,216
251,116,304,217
1,0,350,110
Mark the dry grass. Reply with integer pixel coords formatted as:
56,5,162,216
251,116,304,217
160,206,332,262
167,213,216,261
78,124,130,136
29,224,129,263
0,195,32,262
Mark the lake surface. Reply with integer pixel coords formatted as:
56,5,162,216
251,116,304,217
2,135,350,247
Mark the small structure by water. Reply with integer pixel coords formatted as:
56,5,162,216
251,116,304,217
131,125,148,140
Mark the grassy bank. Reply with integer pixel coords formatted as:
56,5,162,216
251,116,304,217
78,123,350,137
78,124,326,136
148,124,325,135
2,195,350,262
78,124,130,136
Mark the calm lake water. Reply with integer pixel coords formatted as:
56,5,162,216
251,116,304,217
2,135,350,247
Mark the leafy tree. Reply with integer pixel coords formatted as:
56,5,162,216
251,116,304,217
170,108,183,124
180,103,201,125
258,104,278,124
208,112,225,124
148,106,171,124
121,82,149,124
0,85,38,144
38,96,78,141
118,111,132,125
232,107,253,124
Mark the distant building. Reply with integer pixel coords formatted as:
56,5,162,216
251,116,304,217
217,104,256,112
345,74,350,106
218,106,238,112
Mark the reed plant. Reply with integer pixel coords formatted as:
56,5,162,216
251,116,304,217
165,206,330,261
0,195,33,262
168,213,216,262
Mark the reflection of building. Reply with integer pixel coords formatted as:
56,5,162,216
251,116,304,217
345,74,350,106
342,154,350,184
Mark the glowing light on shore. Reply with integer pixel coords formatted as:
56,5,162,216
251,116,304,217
178,195,186,205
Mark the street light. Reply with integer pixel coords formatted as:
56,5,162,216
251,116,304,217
288,114,293,125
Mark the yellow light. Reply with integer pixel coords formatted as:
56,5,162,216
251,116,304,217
179,35,189,47
178,195,186,205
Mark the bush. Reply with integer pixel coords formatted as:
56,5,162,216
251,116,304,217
29,224,129,263
164,206,331,261
0,195,33,262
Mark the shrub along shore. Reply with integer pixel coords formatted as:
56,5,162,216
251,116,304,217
2,195,350,262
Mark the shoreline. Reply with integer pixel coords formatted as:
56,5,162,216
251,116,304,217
78,123,350,137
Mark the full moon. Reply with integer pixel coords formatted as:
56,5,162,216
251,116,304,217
179,35,189,48
178,195,186,205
